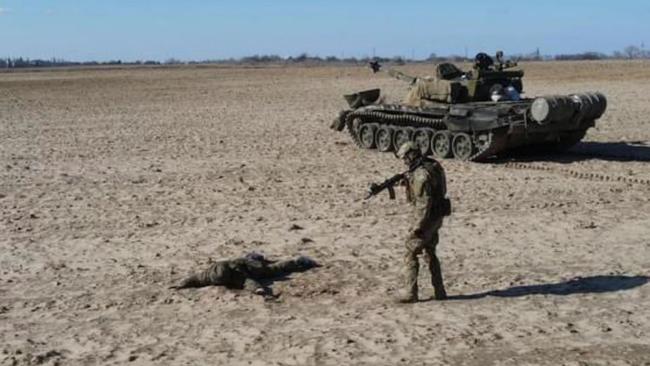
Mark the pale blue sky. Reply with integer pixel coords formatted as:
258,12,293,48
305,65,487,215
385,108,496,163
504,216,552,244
1,0,649,61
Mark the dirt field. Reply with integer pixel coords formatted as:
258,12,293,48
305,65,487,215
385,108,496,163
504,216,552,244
1,61,649,365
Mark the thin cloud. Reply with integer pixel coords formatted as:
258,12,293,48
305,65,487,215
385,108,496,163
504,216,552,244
0,8,10,15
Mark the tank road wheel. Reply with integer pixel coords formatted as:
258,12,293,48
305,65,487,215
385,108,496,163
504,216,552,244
413,129,432,155
351,118,363,134
358,124,378,149
474,132,492,153
393,128,412,151
431,131,452,159
375,126,393,152
452,132,474,161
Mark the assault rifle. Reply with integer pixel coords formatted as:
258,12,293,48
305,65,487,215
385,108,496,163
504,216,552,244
365,157,425,200
365,172,405,200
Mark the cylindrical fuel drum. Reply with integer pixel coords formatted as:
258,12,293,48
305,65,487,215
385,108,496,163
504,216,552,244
530,95,577,125
571,92,607,120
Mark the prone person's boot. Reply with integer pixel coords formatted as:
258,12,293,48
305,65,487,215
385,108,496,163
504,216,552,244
170,261,229,290
170,273,203,289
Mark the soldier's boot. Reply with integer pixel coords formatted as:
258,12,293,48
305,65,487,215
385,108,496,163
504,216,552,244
426,252,447,300
395,253,419,303
395,289,418,304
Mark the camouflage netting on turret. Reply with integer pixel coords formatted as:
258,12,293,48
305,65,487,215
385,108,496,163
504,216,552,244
403,63,466,106
404,77,456,106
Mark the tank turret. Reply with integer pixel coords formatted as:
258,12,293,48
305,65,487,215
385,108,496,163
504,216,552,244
375,51,524,104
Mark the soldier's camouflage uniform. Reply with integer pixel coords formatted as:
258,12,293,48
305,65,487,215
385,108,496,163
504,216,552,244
401,158,449,301
173,255,318,295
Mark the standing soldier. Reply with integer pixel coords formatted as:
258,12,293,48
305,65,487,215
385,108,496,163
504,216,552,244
394,142,451,303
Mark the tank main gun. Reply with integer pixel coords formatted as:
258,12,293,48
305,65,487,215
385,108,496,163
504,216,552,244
369,60,417,84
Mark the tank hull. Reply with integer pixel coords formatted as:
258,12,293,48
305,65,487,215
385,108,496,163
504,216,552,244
333,91,606,161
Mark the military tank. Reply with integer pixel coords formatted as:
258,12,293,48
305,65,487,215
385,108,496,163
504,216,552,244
331,51,607,161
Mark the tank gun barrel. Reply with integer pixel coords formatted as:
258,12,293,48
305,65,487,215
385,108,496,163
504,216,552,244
497,60,518,71
387,69,417,84
368,60,417,84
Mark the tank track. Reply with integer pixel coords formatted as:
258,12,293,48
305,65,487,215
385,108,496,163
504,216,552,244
345,107,508,162
345,109,444,149
345,110,446,134
501,162,650,187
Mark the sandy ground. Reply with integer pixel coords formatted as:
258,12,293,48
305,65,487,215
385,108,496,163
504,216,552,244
1,61,649,365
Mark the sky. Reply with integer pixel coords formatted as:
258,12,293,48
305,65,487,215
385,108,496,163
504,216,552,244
1,0,649,61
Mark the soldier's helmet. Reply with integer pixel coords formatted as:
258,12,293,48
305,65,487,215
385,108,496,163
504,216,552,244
396,141,421,159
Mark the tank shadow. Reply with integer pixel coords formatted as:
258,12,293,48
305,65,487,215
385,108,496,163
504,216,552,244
492,141,650,163
446,275,649,301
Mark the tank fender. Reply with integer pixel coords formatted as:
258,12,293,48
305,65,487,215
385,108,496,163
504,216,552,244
449,107,469,117
343,89,381,108
445,107,508,132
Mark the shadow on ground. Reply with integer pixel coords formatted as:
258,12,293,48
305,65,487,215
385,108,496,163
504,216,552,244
448,275,649,301
492,141,650,163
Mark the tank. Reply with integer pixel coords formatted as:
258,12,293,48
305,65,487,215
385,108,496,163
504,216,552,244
331,51,607,161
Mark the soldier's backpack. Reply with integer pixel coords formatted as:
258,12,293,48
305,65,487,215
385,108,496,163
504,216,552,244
423,159,452,217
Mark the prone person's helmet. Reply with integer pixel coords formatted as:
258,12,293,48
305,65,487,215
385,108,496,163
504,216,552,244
245,252,266,262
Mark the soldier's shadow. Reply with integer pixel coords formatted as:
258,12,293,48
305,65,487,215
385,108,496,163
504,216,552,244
254,273,314,296
258,275,292,288
493,141,650,163
446,275,649,301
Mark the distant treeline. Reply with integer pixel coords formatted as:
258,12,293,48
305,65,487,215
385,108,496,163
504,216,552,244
515,45,650,61
2,45,650,69
0,57,162,69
